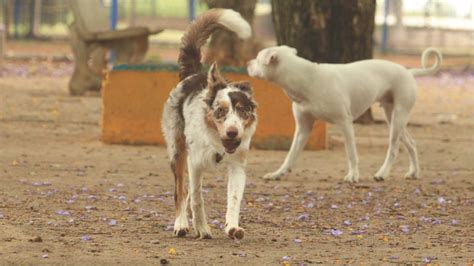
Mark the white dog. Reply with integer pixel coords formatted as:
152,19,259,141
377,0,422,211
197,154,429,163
247,46,442,182
162,9,257,240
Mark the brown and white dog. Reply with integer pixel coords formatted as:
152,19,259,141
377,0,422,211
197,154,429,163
161,9,257,240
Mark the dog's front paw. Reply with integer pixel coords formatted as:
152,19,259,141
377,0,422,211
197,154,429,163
263,169,290,180
344,173,359,183
173,227,189,237
173,216,189,237
225,226,244,240
194,224,212,239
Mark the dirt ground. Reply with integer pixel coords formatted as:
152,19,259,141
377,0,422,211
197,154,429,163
0,58,473,265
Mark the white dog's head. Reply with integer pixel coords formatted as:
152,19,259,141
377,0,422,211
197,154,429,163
247,45,297,80
205,63,257,154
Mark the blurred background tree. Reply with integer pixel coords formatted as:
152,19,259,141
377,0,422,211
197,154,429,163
271,0,377,124
203,0,261,67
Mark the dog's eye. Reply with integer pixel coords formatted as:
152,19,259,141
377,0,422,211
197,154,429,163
214,107,227,118
237,107,250,119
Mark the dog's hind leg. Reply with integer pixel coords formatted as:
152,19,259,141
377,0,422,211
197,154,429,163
338,119,360,182
263,103,314,180
188,158,212,239
401,130,420,179
382,104,419,180
171,135,189,237
374,105,411,181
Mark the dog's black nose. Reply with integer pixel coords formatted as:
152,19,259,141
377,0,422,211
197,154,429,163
226,128,238,139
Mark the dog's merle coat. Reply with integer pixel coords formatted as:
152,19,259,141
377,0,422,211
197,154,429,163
161,8,256,240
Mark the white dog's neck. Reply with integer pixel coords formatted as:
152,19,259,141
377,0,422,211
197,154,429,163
272,55,316,103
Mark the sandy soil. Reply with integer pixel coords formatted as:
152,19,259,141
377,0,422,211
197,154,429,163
0,62,473,265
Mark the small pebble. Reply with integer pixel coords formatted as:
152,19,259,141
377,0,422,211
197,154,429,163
29,236,43,243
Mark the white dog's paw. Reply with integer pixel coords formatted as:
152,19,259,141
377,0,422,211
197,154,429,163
373,175,386,182
263,169,290,180
404,171,419,180
344,173,359,183
173,216,189,237
225,226,244,240
194,223,212,239
373,169,388,182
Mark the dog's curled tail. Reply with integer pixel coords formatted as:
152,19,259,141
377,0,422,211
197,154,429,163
178,8,251,81
409,47,443,77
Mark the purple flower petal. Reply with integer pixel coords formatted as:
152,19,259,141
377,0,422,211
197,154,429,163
109,188,117,193
451,219,460,225
432,219,441,225
211,219,220,225
394,202,400,208
56,210,70,216
330,204,338,209
360,215,370,221
297,213,309,221
343,220,351,226
118,195,127,201
42,254,48,259
423,256,437,263
389,256,399,260
437,197,446,204
108,219,117,226
88,195,98,200
32,181,52,187
294,238,302,244
331,229,343,236
350,230,366,235
85,206,97,211
81,235,92,241
401,225,410,233
282,256,291,261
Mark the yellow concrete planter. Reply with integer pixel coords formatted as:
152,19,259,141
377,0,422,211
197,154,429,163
102,65,326,150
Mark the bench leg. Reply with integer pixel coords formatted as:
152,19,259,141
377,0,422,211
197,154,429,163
68,26,104,95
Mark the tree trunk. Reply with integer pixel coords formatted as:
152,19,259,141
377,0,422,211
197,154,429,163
271,0,376,123
204,0,259,67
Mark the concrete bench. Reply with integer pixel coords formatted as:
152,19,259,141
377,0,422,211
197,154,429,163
68,0,163,95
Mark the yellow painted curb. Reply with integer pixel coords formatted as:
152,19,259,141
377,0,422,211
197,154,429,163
102,71,326,150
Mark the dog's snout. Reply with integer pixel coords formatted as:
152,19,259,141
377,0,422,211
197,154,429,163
226,127,238,139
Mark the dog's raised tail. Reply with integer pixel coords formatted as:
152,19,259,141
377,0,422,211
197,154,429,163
178,8,251,81
409,48,443,77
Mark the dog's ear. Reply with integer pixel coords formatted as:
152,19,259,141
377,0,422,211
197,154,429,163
230,81,252,94
263,50,278,65
206,62,227,107
208,62,225,85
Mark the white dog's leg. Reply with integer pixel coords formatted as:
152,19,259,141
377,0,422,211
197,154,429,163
263,103,314,180
188,159,212,239
383,105,419,179
338,120,360,182
401,130,420,179
224,164,246,240
374,107,410,181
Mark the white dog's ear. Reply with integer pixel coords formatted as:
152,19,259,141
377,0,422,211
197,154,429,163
263,50,278,65
290,47,297,55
